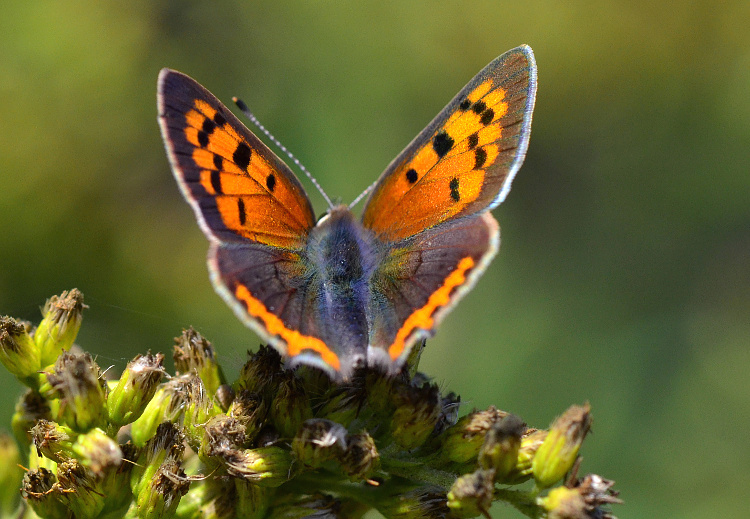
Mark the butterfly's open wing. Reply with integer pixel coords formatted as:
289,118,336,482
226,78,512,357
361,46,537,369
362,46,537,242
159,69,343,374
158,69,316,249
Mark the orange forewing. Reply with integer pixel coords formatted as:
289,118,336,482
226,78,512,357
363,48,535,242
158,70,316,250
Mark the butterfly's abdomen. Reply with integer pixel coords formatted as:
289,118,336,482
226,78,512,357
306,207,380,364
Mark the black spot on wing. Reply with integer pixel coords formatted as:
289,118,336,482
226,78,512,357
213,154,223,170
202,118,216,135
449,178,460,202
406,168,418,183
459,99,471,111
474,148,487,170
467,132,479,150
472,101,487,114
197,130,209,148
266,173,276,192
237,198,246,226
210,170,222,194
213,112,226,126
233,142,252,171
432,130,454,158
480,108,494,126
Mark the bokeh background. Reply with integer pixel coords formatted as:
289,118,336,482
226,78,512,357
2,1,749,517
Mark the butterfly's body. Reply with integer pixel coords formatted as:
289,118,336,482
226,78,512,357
159,46,537,381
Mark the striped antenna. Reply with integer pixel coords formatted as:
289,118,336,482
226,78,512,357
233,97,334,210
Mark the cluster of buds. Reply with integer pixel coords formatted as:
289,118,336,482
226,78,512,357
0,290,621,518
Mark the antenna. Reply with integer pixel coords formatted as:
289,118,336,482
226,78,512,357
348,177,378,210
233,97,334,210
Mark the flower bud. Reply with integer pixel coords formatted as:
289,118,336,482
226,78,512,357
56,459,107,519
532,404,592,489
131,422,185,501
270,372,312,438
30,419,75,463
389,380,441,450
71,428,123,475
222,446,294,487
130,458,190,519
228,389,267,444
447,469,495,518
376,486,450,519
12,389,52,451
234,345,283,398
41,351,108,432
292,419,347,468
340,432,379,481
265,494,344,519
0,316,41,384
439,406,507,465
478,414,525,479
0,433,22,516
173,327,225,396
107,353,166,427
22,467,67,519
182,374,220,450
499,429,547,485
130,374,192,447
34,289,85,366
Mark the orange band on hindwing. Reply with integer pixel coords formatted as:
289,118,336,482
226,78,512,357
234,285,341,371
388,256,476,360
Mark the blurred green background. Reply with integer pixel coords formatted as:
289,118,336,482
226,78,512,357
2,1,749,517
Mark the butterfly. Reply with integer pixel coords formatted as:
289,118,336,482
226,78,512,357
158,45,537,381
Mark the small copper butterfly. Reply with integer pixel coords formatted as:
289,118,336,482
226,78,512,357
158,46,537,381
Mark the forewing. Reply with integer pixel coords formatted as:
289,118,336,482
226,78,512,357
158,69,316,249
362,46,536,242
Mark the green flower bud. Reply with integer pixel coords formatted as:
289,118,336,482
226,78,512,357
234,479,272,519
234,345,283,398
0,432,22,516
315,382,364,425
131,422,186,502
0,316,41,384
98,442,138,516
72,428,123,475
12,389,52,452
292,419,347,468
447,469,495,518
538,473,621,518
41,351,108,432
439,406,507,465
222,446,294,487
500,429,547,485
215,383,236,412
130,374,192,447
199,415,247,473
130,458,189,519
478,414,525,479
265,494,343,519
376,486,450,519
56,459,107,519
340,432,379,481
270,372,312,438
532,404,592,489
228,390,267,444
34,289,85,366
30,419,76,463
183,374,220,450
173,327,225,396
107,353,166,427
22,467,67,519
390,380,441,450
538,485,587,519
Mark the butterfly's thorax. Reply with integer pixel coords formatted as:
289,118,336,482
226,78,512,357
305,206,382,363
